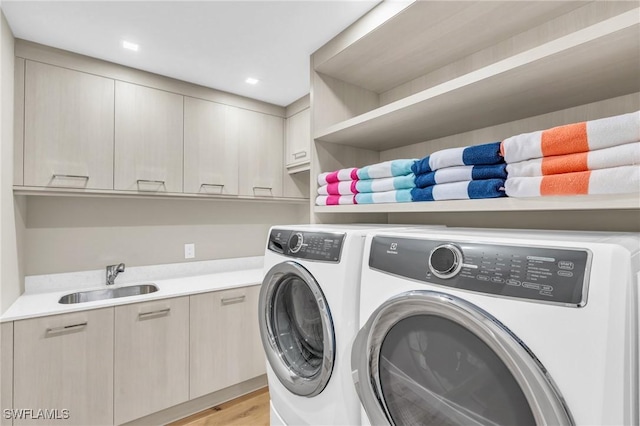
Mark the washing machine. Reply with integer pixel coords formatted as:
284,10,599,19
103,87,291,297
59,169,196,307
259,224,421,425
351,227,639,426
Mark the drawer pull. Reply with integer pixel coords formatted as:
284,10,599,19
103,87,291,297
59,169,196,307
221,295,246,305
293,151,307,160
53,174,90,180
253,186,273,195
46,322,88,334
138,308,170,319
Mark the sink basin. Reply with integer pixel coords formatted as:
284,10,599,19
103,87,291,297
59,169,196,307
58,284,158,304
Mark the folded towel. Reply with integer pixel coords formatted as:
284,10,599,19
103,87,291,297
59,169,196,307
411,179,506,202
355,189,413,204
504,165,640,197
315,195,356,206
317,168,358,185
415,164,507,188
318,174,416,195
357,159,416,180
501,111,640,164
506,142,640,177
412,142,503,175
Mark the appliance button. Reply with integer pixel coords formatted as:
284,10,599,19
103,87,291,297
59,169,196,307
476,275,490,281
288,232,304,254
491,277,504,283
505,279,521,286
557,270,573,277
429,244,463,279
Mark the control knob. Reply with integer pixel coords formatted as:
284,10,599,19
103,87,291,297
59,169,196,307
428,244,463,279
288,232,304,254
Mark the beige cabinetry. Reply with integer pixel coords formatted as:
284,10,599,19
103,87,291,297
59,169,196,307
114,81,184,193
237,108,284,197
189,285,265,399
13,308,114,426
183,97,239,195
285,107,311,171
24,61,114,189
114,297,189,425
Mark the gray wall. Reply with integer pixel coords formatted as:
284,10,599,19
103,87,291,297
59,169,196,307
24,196,308,276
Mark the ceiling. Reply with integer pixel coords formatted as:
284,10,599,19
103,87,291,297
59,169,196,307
2,1,381,107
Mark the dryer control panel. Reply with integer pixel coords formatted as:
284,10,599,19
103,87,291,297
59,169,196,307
268,229,345,262
370,236,591,306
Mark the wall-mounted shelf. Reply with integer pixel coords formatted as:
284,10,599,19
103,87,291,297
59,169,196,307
13,186,309,204
315,10,640,151
314,193,640,214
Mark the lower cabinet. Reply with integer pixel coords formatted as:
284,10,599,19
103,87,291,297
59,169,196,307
114,297,189,425
189,285,266,399
13,308,114,426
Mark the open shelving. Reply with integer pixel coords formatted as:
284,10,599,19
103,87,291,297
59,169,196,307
309,1,640,228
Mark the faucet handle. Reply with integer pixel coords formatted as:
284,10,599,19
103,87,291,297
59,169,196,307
106,263,126,285
115,263,125,273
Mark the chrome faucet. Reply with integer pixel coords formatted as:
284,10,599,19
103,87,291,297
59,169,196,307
106,263,125,285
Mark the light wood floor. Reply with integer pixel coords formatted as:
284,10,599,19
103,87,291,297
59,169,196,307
169,387,270,426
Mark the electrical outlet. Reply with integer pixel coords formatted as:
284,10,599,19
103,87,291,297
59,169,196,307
184,243,195,259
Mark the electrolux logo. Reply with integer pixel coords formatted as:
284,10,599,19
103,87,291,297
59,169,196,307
386,242,398,255
3,409,70,420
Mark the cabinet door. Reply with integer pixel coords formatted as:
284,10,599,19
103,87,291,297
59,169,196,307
285,108,311,168
24,61,114,189
115,81,183,193
13,308,114,426
114,297,189,424
189,285,265,399
183,97,238,195
236,108,284,197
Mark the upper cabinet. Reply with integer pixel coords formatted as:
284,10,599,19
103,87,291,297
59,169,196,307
24,61,114,189
237,108,284,197
285,95,311,173
184,97,239,195
114,81,184,193
310,1,640,220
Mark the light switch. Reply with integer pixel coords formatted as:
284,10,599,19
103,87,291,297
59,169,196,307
184,243,195,259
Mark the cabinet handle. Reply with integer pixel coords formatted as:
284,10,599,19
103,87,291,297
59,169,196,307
221,295,246,305
138,308,170,319
201,183,224,193
46,322,88,334
137,179,166,185
293,151,307,160
253,186,273,195
52,174,90,180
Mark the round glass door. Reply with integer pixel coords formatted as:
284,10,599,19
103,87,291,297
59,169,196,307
259,261,335,397
352,290,573,426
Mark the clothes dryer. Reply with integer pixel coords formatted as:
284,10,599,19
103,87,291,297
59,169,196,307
352,227,639,425
260,225,419,425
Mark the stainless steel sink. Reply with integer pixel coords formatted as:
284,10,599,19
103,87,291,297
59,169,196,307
58,284,158,304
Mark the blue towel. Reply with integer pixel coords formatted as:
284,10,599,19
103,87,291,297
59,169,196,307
415,164,507,188
357,159,416,180
412,142,503,175
411,179,506,201
355,189,413,204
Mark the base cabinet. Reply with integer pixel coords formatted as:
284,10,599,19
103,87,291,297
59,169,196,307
114,297,189,425
13,308,114,426
189,285,266,399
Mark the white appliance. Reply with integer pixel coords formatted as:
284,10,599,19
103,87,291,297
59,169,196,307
260,225,417,425
352,227,639,426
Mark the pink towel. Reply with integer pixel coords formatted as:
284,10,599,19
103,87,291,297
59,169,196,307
501,111,640,163
315,195,356,206
317,168,358,185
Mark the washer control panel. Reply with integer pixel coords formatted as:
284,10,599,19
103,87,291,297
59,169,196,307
268,229,345,262
370,236,591,306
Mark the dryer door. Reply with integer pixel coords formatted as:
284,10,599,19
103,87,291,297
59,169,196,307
352,290,573,426
259,261,335,397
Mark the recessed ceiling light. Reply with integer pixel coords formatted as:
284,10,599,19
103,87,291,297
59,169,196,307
122,40,139,51
245,77,259,85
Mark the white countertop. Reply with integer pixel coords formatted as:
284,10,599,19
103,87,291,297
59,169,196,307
1,257,264,323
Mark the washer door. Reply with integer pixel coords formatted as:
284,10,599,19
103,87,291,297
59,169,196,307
352,290,573,426
259,261,335,397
